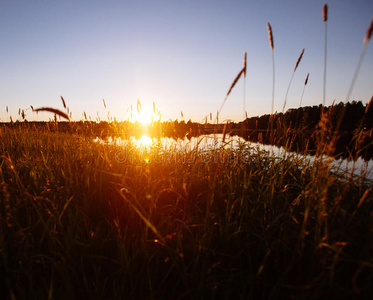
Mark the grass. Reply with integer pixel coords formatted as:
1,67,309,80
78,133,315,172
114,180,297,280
1,125,372,299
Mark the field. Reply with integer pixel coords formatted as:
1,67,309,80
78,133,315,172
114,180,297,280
1,124,372,299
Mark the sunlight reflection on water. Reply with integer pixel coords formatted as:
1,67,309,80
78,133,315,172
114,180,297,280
95,134,373,181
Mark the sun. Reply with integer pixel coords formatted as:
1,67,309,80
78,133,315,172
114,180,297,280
133,108,153,125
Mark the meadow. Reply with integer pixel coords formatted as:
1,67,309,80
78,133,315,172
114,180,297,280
1,121,373,299
1,4,373,300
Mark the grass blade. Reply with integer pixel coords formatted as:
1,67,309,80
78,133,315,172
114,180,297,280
33,107,70,121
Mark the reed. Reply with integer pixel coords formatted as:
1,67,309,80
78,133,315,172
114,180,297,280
283,48,305,112
345,16,373,103
243,51,247,120
299,72,310,107
61,96,67,109
218,66,245,116
322,4,328,106
267,22,275,114
331,16,373,148
33,107,70,121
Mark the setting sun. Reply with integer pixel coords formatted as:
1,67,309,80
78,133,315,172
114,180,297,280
133,108,153,125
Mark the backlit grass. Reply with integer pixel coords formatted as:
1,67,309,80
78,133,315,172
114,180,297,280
1,125,372,299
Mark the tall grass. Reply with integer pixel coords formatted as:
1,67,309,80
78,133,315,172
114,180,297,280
267,22,275,115
1,124,372,299
283,48,305,113
218,53,246,118
299,72,309,107
323,4,328,106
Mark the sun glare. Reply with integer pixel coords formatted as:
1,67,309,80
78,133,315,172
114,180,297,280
133,108,153,125
132,135,153,148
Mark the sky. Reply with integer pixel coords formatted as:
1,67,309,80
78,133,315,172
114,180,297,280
0,0,372,123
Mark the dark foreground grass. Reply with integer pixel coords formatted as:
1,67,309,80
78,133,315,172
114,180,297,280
1,126,372,299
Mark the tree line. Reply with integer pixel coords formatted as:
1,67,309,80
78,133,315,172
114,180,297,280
2,100,372,160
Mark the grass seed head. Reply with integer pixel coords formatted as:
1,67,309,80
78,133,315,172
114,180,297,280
137,99,141,113
364,16,373,44
243,51,247,78
267,22,274,51
61,96,66,109
323,4,328,22
294,48,305,72
227,68,244,97
304,73,310,86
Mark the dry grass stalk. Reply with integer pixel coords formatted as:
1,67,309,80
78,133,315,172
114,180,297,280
103,99,106,109
283,48,305,112
243,51,247,120
243,52,247,78
267,22,274,51
365,96,372,113
213,120,229,183
33,107,70,121
217,55,246,118
61,96,66,109
305,73,310,86
153,102,155,114
116,188,166,245
323,4,328,22
364,16,373,44
6,106,8,113
267,22,275,114
222,120,228,143
345,16,373,105
300,73,310,107
322,4,328,106
181,111,183,118
294,48,305,72
137,99,141,113
226,68,244,97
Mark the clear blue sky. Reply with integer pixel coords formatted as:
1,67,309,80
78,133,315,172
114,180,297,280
0,0,372,123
